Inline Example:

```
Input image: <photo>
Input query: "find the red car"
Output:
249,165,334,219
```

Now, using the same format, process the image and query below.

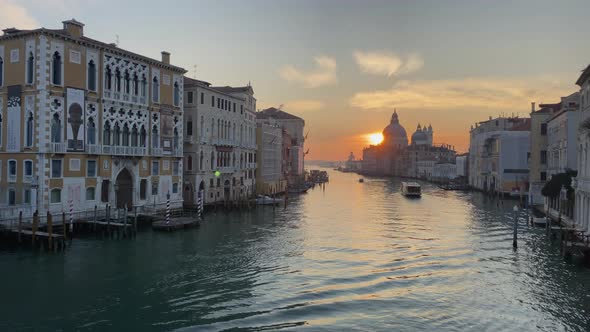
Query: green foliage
541,169,577,199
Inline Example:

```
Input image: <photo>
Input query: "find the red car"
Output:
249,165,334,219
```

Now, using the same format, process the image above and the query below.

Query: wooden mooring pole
47,211,53,251
17,211,22,244
513,205,518,249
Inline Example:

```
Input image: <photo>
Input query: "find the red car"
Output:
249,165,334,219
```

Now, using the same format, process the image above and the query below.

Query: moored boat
401,182,421,197
254,195,282,205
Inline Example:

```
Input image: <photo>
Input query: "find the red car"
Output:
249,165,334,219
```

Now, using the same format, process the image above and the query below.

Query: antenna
115,34,119,46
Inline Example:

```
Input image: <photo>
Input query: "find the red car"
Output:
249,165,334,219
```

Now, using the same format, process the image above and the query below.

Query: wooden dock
152,217,200,232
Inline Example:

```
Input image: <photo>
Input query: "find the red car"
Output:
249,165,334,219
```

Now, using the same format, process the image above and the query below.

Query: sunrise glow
368,133,384,145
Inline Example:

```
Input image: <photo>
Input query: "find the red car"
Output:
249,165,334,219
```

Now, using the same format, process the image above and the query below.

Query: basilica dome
382,110,408,148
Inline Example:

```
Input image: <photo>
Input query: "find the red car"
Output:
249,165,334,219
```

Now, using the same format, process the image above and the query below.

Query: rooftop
257,107,304,121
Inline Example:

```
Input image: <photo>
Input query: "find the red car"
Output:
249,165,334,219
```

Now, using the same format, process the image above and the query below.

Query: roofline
576,65,590,86
184,79,247,101
0,28,186,73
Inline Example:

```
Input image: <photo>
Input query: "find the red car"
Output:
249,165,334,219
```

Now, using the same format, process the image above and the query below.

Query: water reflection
1,169,590,331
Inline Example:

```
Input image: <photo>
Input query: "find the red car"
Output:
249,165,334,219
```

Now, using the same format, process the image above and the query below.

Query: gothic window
103,121,111,145
133,74,139,95
210,151,214,169
25,113,33,147
0,56,3,86
173,82,180,106
26,52,34,84
187,121,193,136
124,70,130,94
115,69,121,92
88,60,96,91
122,124,130,146
87,117,96,145
140,179,147,200
141,75,147,97
52,51,62,85
51,113,61,143
131,125,138,146
152,125,159,148
113,123,121,146
188,155,193,171
152,76,159,103
199,151,203,170
105,65,112,90
140,126,147,147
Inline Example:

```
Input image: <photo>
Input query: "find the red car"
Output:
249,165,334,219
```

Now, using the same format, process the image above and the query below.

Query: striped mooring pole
166,192,170,225
69,200,73,232
197,190,203,219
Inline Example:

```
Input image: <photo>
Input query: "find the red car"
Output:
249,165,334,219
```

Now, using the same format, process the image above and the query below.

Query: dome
411,130,429,145
382,110,408,148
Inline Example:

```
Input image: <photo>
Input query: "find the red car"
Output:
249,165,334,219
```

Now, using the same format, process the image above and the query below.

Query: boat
359,178,364,183
255,195,282,205
401,182,421,197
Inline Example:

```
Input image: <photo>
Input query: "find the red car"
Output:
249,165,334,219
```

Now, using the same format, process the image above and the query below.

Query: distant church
361,110,455,177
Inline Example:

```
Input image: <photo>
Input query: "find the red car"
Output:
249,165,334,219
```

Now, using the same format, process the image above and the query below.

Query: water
2,169,590,331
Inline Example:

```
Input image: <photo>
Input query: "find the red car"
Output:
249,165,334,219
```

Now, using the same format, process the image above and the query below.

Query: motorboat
401,182,421,197
255,195,282,205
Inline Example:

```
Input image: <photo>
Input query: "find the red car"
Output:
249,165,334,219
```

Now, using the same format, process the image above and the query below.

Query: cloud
279,56,337,88
354,51,424,77
285,99,324,112
0,0,38,30
349,77,573,111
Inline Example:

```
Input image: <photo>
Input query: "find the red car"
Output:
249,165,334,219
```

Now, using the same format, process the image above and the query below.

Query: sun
368,133,384,145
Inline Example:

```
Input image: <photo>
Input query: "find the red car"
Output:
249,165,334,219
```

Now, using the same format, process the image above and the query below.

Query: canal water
2,169,590,331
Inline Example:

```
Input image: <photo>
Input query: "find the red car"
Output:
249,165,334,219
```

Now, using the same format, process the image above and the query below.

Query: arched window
210,151,215,169
187,155,193,171
232,153,235,167
131,125,138,146
103,121,111,145
173,81,180,106
87,117,96,145
217,119,220,138
105,65,112,90
141,75,147,97
0,56,3,86
51,113,61,143
152,125,159,148
113,123,121,146
52,51,62,85
133,74,139,95
87,60,96,91
115,69,121,92
124,70,130,94
27,52,34,84
122,124,130,146
200,151,203,170
152,76,159,103
25,113,33,147
140,126,147,147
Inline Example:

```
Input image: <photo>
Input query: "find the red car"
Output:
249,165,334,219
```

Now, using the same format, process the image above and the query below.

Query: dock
152,217,200,232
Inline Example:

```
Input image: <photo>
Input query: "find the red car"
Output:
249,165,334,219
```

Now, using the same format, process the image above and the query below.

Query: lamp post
513,205,519,249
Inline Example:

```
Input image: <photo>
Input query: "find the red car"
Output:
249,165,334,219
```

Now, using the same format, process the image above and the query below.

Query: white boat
401,182,421,197
255,195,282,205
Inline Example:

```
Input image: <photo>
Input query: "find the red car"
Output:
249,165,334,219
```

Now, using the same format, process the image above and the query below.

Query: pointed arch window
25,113,34,147
133,74,139,95
105,65,112,90
51,113,61,143
173,127,179,151
152,76,159,103
26,52,34,85
51,51,62,85
87,60,96,91
87,117,96,145
103,121,111,145
124,70,130,94
187,155,193,171
199,151,204,170
152,125,159,148
113,123,121,146
173,81,180,106
122,124,130,146
131,125,138,147
140,126,147,147
115,69,121,92
211,151,215,170
141,75,147,97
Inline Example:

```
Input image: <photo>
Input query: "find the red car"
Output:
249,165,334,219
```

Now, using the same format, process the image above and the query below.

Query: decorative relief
10,49,19,63
69,50,81,64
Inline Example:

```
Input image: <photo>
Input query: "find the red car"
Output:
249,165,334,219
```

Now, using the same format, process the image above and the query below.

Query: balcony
48,142,67,154
184,135,194,144
173,149,183,157
151,147,163,156
88,144,102,155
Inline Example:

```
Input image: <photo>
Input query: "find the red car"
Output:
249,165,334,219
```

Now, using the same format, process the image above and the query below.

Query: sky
3,0,590,160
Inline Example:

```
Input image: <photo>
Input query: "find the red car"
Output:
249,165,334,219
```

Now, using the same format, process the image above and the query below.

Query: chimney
531,102,536,112
161,51,170,64
62,19,84,38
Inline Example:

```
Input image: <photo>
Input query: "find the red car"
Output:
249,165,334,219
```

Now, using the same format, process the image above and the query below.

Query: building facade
182,78,257,206
0,20,185,219
575,65,590,232
547,93,580,177
256,117,286,195
469,117,531,196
